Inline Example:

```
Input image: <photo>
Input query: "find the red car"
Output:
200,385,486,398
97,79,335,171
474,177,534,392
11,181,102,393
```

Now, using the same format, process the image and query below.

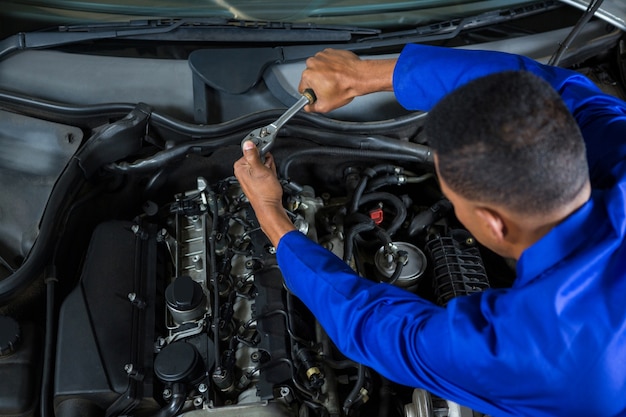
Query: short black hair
424,70,588,215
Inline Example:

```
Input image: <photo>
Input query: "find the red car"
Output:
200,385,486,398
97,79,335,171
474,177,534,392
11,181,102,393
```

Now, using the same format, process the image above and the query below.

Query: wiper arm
0,18,379,59
0,19,187,58
355,0,562,47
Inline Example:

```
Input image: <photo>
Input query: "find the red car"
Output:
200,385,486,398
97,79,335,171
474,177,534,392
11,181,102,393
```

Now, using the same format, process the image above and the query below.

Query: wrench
242,88,316,156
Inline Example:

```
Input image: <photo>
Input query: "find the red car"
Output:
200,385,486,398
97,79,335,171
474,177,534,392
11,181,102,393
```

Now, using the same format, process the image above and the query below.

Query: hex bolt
163,388,172,400
198,383,208,393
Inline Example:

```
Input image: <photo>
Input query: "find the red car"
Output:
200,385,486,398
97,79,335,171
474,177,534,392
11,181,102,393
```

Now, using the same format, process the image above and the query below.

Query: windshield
1,0,544,32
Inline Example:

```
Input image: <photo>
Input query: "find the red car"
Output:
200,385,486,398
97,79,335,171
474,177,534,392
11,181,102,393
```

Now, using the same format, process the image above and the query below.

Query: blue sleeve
277,230,512,414
393,44,626,186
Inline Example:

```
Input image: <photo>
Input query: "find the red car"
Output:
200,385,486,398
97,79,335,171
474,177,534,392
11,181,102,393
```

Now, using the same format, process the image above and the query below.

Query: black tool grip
302,88,317,104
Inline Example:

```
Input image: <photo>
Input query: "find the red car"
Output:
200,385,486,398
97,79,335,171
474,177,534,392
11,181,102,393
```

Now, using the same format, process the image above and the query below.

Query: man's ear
474,206,506,242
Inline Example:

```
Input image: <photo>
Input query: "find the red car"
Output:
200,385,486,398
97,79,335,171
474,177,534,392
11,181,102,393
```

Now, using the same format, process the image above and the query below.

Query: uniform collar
514,192,603,287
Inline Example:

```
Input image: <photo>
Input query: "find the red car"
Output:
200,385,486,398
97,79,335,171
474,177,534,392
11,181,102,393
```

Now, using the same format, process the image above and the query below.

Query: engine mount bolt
198,383,208,393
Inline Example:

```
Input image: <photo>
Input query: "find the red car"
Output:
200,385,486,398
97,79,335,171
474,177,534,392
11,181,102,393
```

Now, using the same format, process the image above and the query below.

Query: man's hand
233,141,296,246
298,48,397,113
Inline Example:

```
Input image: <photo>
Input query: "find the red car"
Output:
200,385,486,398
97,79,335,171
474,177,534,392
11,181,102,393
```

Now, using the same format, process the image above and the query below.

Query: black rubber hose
0,88,428,138
343,364,366,415
152,383,187,417
357,192,407,237
387,255,407,285
343,218,376,264
407,199,453,237
280,147,428,180
349,165,399,214
350,176,371,214
39,267,57,417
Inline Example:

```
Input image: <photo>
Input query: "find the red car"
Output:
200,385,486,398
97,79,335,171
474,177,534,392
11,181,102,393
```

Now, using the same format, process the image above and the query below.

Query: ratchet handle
242,88,317,159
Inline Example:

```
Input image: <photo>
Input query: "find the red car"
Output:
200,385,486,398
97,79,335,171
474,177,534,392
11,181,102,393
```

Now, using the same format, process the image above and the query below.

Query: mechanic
233,44,626,416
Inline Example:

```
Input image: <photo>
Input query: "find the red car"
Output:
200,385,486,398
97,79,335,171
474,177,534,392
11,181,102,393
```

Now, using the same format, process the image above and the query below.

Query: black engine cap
166,275,204,310
0,315,21,357
154,341,202,383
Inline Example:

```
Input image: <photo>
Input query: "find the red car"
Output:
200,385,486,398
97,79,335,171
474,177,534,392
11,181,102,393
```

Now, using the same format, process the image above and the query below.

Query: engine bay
49,135,501,416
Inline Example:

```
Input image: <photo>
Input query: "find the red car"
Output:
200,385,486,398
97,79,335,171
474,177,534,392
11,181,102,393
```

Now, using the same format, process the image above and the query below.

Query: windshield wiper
0,18,379,59
355,0,562,47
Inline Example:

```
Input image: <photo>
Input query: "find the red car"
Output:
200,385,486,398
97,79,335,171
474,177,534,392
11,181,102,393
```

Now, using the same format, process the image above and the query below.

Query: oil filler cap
154,342,203,383
0,315,21,357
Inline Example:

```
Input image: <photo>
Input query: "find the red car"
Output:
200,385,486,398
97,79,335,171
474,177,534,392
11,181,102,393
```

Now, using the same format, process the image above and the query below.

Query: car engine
50,141,493,417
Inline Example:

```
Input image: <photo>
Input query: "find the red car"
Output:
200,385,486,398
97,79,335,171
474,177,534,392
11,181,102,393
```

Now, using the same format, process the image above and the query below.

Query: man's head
424,70,590,258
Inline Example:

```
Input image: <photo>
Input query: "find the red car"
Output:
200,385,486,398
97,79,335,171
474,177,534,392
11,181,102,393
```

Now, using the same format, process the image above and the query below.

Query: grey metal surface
559,0,626,31
0,110,81,266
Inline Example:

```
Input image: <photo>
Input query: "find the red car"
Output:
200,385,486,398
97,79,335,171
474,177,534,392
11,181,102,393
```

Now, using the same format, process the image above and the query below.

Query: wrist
254,204,297,247
355,58,396,96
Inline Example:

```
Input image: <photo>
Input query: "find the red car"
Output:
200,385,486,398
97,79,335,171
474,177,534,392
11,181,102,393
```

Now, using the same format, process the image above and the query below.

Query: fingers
242,139,261,162
242,140,275,169
298,48,359,114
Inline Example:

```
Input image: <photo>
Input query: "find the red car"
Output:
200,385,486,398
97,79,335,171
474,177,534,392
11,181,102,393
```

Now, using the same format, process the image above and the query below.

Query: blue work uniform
276,44,626,416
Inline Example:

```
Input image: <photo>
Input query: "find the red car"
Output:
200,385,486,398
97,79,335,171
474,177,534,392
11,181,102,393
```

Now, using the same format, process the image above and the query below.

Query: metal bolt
163,388,172,400
198,383,208,393
193,397,203,407
127,293,137,302
465,237,475,246
154,337,166,352
268,246,276,255
124,363,134,374
131,224,140,234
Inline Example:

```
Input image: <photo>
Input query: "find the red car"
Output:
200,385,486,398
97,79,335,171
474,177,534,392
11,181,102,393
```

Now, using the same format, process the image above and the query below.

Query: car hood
559,0,626,31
